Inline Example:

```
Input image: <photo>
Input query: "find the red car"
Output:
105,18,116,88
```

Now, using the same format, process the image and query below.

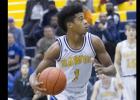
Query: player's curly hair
57,3,83,33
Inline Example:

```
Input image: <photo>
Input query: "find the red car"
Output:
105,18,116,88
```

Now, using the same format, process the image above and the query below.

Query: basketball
38,67,67,95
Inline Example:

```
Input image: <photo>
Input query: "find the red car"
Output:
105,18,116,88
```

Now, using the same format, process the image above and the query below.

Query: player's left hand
94,63,108,75
91,58,107,75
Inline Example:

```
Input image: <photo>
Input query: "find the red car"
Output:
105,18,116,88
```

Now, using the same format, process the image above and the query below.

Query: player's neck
66,32,84,45
127,38,136,44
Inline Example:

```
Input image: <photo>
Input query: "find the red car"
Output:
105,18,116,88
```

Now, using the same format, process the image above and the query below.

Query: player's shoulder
93,80,101,90
94,80,101,86
56,35,65,40
88,32,100,38
89,33,104,49
44,41,61,59
87,32,102,43
116,40,126,48
49,41,60,50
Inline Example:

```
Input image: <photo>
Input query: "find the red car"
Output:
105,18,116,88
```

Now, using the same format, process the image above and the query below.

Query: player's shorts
121,75,136,100
48,89,87,100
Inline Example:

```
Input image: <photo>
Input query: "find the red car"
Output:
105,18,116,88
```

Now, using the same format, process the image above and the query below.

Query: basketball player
91,74,123,100
30,3,116,100
114,22,136,100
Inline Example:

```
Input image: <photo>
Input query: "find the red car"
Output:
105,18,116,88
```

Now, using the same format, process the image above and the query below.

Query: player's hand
32,91,45,100
94,63,108,75
29,73,47,92
91,58,108,75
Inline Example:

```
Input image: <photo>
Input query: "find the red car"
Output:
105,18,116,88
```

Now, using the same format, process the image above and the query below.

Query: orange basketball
38,67,67,95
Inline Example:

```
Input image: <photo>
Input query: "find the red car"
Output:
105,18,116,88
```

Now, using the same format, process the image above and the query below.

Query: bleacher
8,0,136,57
8,0,26,28
8,0,136,27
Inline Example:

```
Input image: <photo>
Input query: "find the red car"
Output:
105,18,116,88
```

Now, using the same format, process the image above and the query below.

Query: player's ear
67,22,73,29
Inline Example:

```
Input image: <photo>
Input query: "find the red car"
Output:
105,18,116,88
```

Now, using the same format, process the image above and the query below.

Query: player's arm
91,35,116,76
114,43,124,92
29,41,60,92
91,81,100,100
114,43,122,79
114,78,123,99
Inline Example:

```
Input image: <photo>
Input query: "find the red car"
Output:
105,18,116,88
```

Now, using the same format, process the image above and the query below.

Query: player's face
83,19,89,31
72,12,87,35
125,27,136,40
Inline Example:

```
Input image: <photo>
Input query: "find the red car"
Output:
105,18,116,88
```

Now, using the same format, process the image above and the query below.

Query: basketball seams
45,68,53,93
39,67,66,95
52,68,61,95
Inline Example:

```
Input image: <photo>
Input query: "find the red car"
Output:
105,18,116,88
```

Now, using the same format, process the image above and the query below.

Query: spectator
89,13,112,43
97,0,133,11
89,12,119,61
106,2,120,31
8,73,14,97
50,15,58,30
22,0,49,36
97,0,108,11
98,0,117,7
50,15,65,37
105,2,121,61
67,0,94,12
116,0,133,5
41,1,58,28
83,6,93,25
67,0,93,25
25,1,58,46
13,64,34,100
14,56,35,80
8,17,25,50
8,33,24,76
32,26,56,68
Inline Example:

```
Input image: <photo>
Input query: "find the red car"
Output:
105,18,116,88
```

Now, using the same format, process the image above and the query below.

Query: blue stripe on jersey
64,35,86,53
50,96,58,100
88,33,96,56
56,38,62,61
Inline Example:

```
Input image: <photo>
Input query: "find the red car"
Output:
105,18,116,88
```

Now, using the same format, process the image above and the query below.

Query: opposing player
114,22,136,100
30,3,116,100
91,74,123,100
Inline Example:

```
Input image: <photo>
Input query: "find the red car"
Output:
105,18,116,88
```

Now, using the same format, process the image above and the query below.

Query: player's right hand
29,73,47,92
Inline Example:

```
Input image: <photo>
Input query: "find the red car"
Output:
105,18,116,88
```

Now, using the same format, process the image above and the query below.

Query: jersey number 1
72,69,80,82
